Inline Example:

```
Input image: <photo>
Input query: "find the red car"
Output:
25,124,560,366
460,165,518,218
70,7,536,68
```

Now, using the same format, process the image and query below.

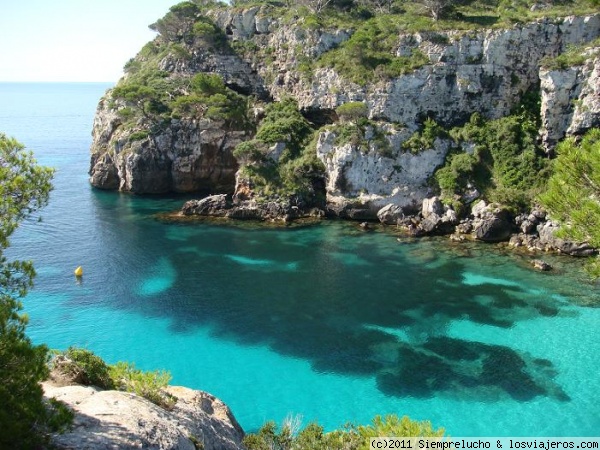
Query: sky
0,0,184,82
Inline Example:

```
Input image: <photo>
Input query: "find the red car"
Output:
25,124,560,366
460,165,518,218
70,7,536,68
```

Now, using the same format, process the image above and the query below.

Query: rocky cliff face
44,382,245,450
90,98,246,194
540,49,600,150
89,6,600,214
237,14,600,127
315,128,450,214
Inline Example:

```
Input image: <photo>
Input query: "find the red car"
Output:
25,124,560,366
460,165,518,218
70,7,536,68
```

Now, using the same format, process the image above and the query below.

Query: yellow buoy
74,266,83,277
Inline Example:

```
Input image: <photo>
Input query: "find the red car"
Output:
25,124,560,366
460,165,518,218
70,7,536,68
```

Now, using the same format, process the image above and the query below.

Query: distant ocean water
1,82,599,436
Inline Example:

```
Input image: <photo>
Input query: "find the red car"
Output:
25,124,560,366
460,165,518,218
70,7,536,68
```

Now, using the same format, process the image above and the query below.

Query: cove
2,83,600,437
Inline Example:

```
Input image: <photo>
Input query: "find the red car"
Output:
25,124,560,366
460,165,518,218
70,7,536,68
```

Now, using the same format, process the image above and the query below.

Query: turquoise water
1,83,600,436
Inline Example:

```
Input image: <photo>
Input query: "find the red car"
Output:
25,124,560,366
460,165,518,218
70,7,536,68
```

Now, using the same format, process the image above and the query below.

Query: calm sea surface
1,82,599,436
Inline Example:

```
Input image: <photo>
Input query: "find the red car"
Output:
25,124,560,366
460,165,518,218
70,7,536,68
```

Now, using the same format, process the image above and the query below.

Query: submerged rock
532,259,553,271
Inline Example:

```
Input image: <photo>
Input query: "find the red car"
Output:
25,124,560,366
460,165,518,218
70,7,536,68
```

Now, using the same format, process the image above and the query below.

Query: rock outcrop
315,128,448,217
90,102,246,194
44,382,245,450
540,49,600,151
509,220,598,256
180,193,324,222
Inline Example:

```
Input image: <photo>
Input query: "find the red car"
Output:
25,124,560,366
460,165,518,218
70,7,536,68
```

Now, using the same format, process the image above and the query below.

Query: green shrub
109,362,175,409
117,106,136,121
52,347,176,409
336,102,369,123
541,38,600,71
54,347,115,389
193,18,227,48
191,73,226,95
233,140,267,165
170,43,191,59
433,95,548,211
172,93,207,116
435,151,478,195
243,414,444,450
334,123,366,148
129,131,150,142
123,58,142,74
149,1,201,41
255,98,314,161
317,16,431,85
45,398,75,434
233,98,325,201
403,118,447,153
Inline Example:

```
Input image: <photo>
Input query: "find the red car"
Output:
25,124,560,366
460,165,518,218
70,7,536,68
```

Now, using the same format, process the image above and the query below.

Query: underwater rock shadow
376,336,570,402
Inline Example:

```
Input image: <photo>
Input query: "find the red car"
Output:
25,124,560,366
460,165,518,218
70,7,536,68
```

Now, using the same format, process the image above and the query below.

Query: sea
1,82,599,436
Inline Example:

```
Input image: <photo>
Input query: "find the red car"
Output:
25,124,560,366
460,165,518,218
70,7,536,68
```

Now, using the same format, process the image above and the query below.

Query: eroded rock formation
44,382,245,450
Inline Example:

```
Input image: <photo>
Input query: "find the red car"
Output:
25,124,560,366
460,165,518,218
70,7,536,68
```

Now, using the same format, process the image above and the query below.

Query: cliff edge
44,380,245,450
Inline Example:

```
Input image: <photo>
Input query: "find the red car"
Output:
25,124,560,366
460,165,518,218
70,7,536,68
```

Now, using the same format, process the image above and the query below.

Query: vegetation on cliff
541,37,600,70
434,93,549,212
234,98,326,202
52,347,176,409
244,414,444,450
228,0,598,85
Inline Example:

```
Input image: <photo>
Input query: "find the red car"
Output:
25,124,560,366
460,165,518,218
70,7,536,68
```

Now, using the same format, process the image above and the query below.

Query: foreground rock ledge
43,382,245,450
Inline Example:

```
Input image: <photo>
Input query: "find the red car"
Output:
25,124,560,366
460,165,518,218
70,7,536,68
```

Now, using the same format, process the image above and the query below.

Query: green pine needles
539,129,600,276
0,133,59,449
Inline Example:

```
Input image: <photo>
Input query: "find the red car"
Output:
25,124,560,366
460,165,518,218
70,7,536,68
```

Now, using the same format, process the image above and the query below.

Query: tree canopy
539,129,600,276
0,133,55,449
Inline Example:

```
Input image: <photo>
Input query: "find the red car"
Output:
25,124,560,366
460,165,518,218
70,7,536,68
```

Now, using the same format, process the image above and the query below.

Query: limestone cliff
90,98,246,194
44,381,245,450
540,47,600,150
89,4,600,216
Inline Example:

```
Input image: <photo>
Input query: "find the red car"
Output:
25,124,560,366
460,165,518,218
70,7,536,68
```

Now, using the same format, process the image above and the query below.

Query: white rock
44,383,245,450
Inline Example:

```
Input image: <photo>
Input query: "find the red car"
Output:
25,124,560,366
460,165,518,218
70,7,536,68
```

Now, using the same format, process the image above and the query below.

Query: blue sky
0,0,181,82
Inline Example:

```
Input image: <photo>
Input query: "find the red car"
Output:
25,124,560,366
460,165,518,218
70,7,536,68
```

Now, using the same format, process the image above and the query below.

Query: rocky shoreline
177,194,597,266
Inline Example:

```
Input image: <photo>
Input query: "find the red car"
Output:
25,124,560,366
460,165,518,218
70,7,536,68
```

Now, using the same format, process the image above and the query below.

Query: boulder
44,383,245,450
470,200,513,242
226,205,263,220
421,197,444,219
537,221,597,256
417,205,459,235
182,194,231,216
377,204,404,224
471,200,490,218
89,153,119,190
473,217,513,242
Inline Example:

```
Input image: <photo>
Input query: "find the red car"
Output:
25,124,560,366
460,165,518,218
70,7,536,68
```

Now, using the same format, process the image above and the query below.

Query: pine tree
0,133,54,449
539,129,600,275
